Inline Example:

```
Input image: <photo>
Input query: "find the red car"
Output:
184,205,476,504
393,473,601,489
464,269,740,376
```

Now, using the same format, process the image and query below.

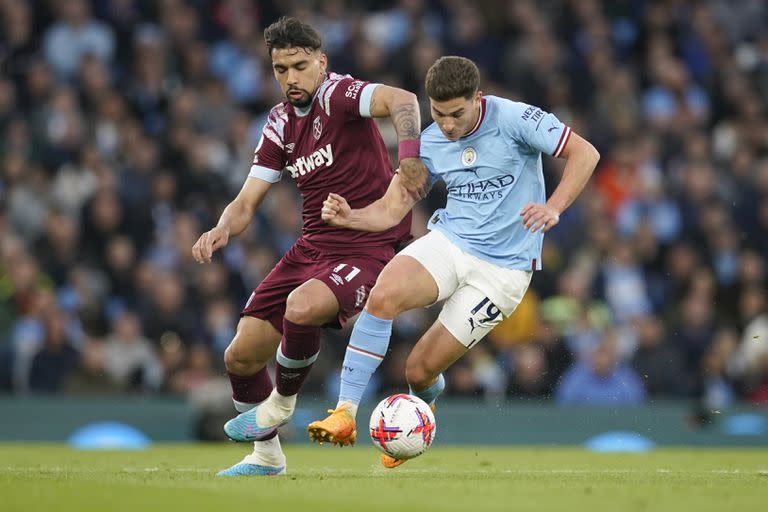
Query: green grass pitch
1,443,766,512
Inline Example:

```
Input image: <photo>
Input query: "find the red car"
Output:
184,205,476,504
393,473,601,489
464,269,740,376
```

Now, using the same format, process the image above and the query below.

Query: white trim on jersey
359,83,380,118
248,164,283,183
304,72,353,118
322,80,341,116
263,108,288,149
263,126,284,149
552,125,572,158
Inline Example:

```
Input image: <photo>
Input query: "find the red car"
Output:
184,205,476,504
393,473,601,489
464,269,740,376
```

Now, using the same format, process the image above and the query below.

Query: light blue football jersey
420,95,571,270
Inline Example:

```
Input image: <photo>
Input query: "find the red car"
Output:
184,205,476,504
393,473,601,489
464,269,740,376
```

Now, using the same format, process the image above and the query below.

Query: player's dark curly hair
264,16,322,55
425,56,480,101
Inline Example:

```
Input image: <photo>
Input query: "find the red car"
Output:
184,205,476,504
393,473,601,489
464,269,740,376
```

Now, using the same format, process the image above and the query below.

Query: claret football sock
338,310,392,418
228,368,273,412
275,319,321,396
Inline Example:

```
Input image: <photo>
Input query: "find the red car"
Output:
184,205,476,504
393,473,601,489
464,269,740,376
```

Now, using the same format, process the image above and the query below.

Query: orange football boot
380,454,407,468
307,404,357,447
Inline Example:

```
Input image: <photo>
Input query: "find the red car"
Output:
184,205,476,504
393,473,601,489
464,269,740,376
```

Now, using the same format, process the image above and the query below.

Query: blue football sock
410,373,445,406
338,311,392,406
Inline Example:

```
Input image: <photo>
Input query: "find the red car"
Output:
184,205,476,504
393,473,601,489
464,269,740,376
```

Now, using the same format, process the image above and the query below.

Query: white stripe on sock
275,346,319,368
233,399,263,413
348,345,384,361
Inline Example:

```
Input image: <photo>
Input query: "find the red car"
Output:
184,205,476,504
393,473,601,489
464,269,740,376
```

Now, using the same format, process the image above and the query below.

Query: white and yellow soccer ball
369,394,436,460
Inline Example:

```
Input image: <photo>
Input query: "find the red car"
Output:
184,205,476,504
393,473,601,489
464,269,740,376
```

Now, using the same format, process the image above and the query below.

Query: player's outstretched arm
192,177,272,263
521,132,600,233
322,172,425,232
368,85,430,199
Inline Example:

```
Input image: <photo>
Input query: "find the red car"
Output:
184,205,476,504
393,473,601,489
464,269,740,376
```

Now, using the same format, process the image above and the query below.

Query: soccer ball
369,394,436,460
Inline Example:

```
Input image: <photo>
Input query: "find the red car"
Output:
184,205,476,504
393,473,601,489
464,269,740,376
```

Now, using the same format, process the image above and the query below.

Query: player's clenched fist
192,225,230,263
321,193,351,227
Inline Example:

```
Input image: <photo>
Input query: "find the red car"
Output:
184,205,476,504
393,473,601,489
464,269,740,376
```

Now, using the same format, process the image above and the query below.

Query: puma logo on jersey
286,143,334,178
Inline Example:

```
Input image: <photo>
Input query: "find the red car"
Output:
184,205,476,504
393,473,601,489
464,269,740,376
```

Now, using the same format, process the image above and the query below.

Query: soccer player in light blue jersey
307,56,600,467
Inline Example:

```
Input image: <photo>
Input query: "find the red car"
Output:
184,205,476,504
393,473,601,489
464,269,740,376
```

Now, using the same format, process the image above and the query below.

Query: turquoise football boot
223,407,292,442
216,462,286,477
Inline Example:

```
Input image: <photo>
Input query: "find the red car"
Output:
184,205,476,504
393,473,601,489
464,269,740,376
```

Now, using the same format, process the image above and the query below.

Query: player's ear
318,52,328,72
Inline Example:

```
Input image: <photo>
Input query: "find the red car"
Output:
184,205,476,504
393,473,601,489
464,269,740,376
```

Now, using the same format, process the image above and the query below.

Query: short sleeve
503,101,572,158
324,77,379,120
249,107,287,183
419,152,441,187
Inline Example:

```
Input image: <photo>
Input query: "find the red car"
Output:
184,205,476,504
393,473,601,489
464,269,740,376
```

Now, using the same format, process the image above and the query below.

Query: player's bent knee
223,345,246,373
223,346,244,373
223,342,263,375
284,292,325,325
283,302,312,325
365,284,403,318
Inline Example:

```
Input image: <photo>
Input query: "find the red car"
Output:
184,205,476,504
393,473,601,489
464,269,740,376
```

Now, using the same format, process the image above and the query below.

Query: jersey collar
293,103,311,117
461,97,487,139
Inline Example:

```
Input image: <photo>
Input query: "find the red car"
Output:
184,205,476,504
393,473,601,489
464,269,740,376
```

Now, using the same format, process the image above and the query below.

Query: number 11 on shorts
334,263,361,282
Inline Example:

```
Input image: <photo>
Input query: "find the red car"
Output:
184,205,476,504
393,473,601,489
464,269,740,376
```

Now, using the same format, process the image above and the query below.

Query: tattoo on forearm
393,103,420,140
399,162,428,194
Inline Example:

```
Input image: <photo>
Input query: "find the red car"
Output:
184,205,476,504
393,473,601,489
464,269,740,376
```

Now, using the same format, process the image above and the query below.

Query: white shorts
398,230,533,348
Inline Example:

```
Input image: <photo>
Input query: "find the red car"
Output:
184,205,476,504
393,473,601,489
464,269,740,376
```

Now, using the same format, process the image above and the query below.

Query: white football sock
242,436,285,467
335,399,358,419
255,389,296,427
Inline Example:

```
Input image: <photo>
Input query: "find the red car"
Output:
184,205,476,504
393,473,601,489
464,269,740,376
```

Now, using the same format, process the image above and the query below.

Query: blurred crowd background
1,0,767,415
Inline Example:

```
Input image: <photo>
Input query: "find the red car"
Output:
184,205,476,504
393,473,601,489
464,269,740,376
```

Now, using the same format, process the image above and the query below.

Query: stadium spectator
103,310,163,392
556,329,646,406
694,327,738,411
65,338,123,394
728,286,768,385
43,0,115,81
507,343,552,399
630,314,689,398
26,309,81,393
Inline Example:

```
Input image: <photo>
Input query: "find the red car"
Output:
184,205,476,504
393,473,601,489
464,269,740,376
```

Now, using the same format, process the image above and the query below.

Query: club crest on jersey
313,116,323,140
461,147,477,167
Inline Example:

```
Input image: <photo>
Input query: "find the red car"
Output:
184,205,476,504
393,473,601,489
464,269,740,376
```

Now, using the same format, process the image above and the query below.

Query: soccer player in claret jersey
191,17,428,477
308,56,601,467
